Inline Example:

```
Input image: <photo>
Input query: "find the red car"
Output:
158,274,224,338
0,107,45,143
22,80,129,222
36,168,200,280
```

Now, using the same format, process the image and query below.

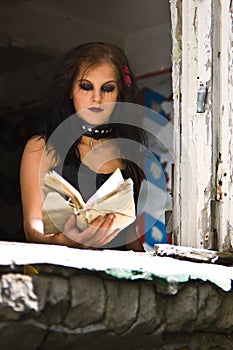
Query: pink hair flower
124,65,132,87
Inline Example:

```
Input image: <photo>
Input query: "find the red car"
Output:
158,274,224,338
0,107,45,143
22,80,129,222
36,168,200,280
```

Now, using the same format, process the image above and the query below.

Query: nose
92,88,102,103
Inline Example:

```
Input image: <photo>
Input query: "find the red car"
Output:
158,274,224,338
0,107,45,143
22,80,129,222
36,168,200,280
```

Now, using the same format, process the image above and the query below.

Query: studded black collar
81,123,115,140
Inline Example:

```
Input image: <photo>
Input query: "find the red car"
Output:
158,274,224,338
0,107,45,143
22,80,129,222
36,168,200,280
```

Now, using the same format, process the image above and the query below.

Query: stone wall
1,267,233,350
0,242,233,350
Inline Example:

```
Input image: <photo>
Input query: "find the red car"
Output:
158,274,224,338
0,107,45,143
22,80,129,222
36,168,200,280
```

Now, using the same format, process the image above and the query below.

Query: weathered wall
0,242,233,350
0,1,123,57
170,0,233,251
1,265,233,350
125,22,172,76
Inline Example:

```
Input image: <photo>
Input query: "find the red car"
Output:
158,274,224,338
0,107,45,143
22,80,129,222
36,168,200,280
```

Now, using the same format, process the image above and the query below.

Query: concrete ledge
0,241,233,349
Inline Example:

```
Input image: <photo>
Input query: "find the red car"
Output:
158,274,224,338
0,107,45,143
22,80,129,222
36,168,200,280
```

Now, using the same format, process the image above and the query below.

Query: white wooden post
170,0,233,251
170,0,182,246
171,0,214,248
213,0,233,251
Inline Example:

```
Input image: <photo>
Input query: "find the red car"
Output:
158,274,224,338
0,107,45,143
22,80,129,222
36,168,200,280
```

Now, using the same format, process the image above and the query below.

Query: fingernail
108,214,115,220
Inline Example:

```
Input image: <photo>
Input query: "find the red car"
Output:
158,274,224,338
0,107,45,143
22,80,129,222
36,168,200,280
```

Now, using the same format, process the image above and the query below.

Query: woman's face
71,62,119,126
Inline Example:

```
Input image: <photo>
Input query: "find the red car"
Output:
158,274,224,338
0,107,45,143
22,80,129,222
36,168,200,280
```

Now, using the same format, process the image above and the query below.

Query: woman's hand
63,213,120,248
23,219,86,248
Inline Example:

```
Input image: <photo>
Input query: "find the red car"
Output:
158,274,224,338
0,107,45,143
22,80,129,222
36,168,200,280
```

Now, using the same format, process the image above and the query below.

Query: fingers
63,214,104,244
85,214,120,247
99,228,121,246
75,214,113,245
98,213,115,229
63,213,121,248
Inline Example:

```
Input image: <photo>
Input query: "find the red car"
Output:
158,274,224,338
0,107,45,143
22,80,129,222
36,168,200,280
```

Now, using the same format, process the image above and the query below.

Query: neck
80,135,107,145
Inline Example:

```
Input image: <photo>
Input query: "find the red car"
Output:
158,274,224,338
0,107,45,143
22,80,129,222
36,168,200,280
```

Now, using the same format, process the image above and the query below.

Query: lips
88,107,104,113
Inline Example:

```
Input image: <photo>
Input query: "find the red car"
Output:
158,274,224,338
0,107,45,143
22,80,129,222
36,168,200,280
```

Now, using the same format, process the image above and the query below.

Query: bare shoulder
21,135,56,174
23,135,45,154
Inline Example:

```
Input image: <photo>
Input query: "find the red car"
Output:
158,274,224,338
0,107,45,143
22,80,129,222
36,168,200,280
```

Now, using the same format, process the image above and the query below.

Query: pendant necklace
90,138,102,150
81,123,116,151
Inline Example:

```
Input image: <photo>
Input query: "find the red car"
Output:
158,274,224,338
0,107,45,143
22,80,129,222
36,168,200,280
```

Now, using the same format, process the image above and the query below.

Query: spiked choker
81,123,115,140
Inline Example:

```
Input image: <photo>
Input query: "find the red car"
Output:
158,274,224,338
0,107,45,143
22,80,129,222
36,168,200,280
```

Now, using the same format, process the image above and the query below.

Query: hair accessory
124,65,132,87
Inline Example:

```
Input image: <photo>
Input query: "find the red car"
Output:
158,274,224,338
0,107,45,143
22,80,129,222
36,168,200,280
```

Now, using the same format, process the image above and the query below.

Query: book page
82,179,136,232
42,191,73,234
87,168,124,205
43,170,85,208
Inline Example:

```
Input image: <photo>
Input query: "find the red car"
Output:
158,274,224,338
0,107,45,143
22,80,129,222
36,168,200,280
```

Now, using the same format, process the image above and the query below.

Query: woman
20,42,147,251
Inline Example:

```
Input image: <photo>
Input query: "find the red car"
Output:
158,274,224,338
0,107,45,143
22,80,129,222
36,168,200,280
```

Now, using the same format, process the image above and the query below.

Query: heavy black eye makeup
101,83,115,93
79,81,93,91
77,80,116,93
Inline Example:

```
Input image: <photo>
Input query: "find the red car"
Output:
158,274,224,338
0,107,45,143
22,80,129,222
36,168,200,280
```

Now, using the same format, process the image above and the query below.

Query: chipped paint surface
213,0,233,251
171,0,233,251
0,242,233,292
170,0,182,245
171,0,213,248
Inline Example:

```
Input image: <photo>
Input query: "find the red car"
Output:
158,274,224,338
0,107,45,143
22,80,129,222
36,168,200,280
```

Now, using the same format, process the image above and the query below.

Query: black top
54,146,138,202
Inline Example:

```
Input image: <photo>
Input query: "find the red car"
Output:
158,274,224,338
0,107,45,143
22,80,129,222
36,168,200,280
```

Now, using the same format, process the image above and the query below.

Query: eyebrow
76,79,117,84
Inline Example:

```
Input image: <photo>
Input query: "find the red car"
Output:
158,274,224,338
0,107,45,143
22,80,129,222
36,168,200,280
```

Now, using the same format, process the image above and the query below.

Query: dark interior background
0,0,172,246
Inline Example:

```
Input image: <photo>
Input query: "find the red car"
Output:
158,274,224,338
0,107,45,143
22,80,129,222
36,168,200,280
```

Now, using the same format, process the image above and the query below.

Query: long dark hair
41,42,147,198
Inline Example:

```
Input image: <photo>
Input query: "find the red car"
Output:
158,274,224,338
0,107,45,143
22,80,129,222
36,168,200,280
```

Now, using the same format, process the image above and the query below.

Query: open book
42,168,136,235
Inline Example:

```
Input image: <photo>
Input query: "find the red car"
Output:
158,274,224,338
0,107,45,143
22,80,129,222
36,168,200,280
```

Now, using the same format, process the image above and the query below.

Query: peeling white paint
171,0,233,251
0,241,233,292
213,0,233,251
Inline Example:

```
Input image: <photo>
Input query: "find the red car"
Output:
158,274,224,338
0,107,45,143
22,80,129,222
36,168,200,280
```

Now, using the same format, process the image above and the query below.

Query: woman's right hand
63,213,120,248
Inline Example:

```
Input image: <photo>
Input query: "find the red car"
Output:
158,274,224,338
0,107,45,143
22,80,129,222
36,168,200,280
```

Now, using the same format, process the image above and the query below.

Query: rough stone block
0,274,38,312
65,274,105,329
196,282,222,329
165,282,198,332
213,290,233,332
33,275,69,325
33,275,69,308
135,282,163,334
104,279,139,334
